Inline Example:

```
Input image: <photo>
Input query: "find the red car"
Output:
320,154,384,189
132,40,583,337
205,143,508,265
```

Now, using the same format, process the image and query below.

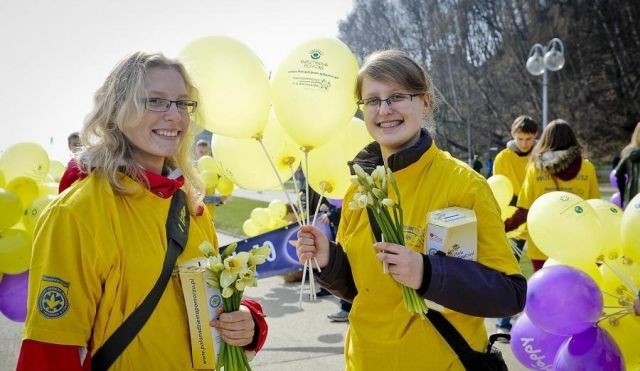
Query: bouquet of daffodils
350,164,428,316
199,241,271,371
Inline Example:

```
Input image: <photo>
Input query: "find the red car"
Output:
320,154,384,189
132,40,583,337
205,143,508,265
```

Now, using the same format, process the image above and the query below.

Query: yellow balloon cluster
486,175,513,211
527,191,603,265
180,37,271,138
0,143,50,183
620,193,640,262
242,200,291,237
212,111,302,191
597,256,640,370
586,199,624,259
303,117,373,199
195,155,234,202
0,142,61,274
271,37,359,150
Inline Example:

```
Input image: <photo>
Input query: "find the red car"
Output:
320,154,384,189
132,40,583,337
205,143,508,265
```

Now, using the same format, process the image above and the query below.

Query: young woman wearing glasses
17,52,267,370
295,50,525,370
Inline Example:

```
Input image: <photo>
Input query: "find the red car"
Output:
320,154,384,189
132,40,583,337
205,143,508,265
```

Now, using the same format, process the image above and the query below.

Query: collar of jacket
506,139,535,157
348,128,433,174
532,145,582,178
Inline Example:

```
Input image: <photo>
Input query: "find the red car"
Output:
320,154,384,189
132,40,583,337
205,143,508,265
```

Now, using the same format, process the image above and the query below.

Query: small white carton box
426,207,477,261
179,260,223,369
424,207,477,312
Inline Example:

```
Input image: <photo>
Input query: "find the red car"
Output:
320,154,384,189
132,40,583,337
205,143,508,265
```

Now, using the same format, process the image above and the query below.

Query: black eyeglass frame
143,98,198,114
357,93,424,109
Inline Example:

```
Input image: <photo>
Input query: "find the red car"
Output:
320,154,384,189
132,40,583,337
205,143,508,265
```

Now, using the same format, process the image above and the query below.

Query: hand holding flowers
199,241,271,371
350,163,428,316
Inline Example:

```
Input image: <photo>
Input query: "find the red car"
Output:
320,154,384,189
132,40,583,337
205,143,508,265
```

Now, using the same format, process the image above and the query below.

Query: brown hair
532,119,581,156
511,115,538,136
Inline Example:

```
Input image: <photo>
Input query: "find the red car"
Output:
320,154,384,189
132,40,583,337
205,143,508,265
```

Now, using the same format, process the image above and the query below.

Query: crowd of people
15,47,639,371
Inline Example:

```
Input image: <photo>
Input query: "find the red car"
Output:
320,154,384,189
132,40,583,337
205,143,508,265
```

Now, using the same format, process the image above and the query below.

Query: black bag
91,189,189,371
427,310,509,371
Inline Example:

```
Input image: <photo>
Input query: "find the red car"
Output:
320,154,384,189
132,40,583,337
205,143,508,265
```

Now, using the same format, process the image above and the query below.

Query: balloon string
601,259,638,293
598,309,631,325
256,138,303,226
297,260,309,308
311,191,326,228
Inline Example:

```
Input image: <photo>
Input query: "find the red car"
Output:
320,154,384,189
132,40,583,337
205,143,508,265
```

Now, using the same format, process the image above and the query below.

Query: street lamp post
526,38,565,129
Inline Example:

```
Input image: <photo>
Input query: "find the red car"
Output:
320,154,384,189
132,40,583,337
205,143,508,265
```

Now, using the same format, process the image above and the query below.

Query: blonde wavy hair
78,52,203,211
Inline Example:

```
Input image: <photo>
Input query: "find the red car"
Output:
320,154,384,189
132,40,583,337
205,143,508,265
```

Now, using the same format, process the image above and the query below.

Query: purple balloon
609,170,617,189
554,326,623,371
0,271,29,322
526,265,602,336
609,192,622,208
510,313,569,370
327,198,343,208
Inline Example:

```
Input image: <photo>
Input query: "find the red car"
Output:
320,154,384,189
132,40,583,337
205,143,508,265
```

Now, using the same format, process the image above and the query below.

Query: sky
0,0,354,162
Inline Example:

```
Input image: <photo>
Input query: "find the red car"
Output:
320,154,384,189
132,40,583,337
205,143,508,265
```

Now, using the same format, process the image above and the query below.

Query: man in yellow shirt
492,115,538,335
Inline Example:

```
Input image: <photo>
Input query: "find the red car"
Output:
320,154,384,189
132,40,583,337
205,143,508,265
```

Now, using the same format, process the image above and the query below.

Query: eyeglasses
144,98,198,114
357,93,424,112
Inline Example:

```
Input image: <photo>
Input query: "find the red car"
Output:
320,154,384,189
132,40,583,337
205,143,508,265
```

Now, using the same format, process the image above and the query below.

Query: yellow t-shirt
493,148,531,240
24,172,217,370
517,160,600,260
338,144,521,371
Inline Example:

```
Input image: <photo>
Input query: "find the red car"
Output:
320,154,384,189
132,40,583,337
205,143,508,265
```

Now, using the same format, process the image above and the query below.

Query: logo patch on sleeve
38,275,70,318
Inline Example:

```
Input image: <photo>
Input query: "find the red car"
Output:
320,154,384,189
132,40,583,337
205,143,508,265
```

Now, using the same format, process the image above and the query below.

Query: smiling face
122,67,190,174
360,76,429,159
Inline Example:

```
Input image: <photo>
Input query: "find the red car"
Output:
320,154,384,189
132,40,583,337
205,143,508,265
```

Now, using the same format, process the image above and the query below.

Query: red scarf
58,160,184,198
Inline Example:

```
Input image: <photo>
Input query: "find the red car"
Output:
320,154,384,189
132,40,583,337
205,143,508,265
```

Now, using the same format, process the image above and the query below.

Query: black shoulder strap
91,189,189,371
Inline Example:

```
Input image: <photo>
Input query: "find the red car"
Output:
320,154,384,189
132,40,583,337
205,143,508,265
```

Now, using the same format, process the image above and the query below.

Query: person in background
505,119,600,270
492,115,539,336
17,52,267,370
472,154,483,175
614,121,640,208
294,49,525,370
67,131,82,154
194,138,212,159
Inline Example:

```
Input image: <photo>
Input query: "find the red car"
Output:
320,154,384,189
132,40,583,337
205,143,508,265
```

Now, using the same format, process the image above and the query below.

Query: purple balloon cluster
510,265,624,370
0,271,29,322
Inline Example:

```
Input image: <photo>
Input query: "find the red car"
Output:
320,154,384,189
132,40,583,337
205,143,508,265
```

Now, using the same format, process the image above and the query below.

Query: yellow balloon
0,188,23,229
6,176,39,209
486,175,513,211
213,111,302,190
48,160,66,182
268,199,287,220
0,170,5,187
0,228,31,274
39,182,59,196
271,37,359,149
251,208,271,228
528,191,603,265
586,199,624,259
600,315,640,371
217,176,234,196
543,258,603,286
199,170,219,190
0,142,50,183
181,36,270,138
304,117,373,199
621,193,640,262
273,219,289,229
242,219,261,237
23,195,56,233
197,156,219,175
598,256,640,307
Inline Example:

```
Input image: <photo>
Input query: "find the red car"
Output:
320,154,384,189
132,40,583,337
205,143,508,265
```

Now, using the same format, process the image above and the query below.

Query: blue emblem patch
209,293,222,309
38,275,70,318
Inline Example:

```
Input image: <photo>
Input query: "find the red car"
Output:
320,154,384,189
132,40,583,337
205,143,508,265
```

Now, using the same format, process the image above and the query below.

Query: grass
213,197,268,236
